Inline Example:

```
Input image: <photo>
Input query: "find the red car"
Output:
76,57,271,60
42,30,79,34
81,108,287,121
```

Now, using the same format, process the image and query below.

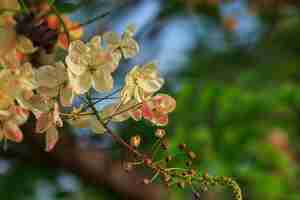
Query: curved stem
85,94,143,158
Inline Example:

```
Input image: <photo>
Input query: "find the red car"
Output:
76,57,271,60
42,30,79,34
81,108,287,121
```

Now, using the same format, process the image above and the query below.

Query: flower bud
177,181,185,189
155,128,166,138
178,143,187,150
185,160,193,166
161,139,169,150
187,151,197,160
130,135,141,148
165,155,172,162
143,178,150,185
123,162,133,172
143,158,152,166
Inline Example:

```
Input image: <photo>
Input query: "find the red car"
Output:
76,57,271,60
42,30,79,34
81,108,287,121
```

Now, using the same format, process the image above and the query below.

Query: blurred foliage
157,0,300,199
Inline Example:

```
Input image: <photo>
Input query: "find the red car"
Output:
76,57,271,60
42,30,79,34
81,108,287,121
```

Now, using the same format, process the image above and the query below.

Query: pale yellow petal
9,105,29,125
45,126,59,152
16,36,37,54
35,112,52,133
88,36,102,50
37,87,59,98
0,0,20,10
103,31,120,50
120,85,134,104
4,121,23,143
92,69,113,92
137,77,164,93
60,84,74,107
121,37,139,59
111,50,122,72
68,70,92,94
0,89,14,110
36,65,61,88
66,40,88,75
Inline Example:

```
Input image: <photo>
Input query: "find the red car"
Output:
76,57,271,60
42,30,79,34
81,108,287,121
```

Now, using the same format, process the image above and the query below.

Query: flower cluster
0,2,243,200
0,1,176,151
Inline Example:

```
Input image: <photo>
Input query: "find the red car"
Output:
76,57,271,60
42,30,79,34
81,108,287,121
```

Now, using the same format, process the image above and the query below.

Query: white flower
121,62,164,103
35,62,74,106
66,36,118,94
0,105,29,143
0,63,37,108
35,103,62,152
103,24,139,59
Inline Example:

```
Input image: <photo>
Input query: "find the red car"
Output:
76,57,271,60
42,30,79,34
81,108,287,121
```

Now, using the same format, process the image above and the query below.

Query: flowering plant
0,1,242,199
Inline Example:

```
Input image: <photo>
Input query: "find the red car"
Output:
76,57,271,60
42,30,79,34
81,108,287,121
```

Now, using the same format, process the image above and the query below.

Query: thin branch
85,94,143,158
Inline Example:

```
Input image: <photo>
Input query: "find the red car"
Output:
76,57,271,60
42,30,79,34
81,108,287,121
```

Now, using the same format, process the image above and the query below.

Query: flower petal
66,40,88,75
9,105,28,125
36,112,52,133
45,126,58,152
88,36,102,50
35,65,61,88
153,94,176,113
121,37,139,59
103,31,120,50
4,121,23,143
16,36,37,54
68,70,92,94
60,84,74,107
92,69,113,92
152,112,169,126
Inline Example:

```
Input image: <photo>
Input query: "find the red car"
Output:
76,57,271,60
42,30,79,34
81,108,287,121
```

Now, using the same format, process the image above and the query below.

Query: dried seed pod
161,139,169,150
155,128,166,138
143,178,150,185
188,169,196,176
193,191,201,199
177,181,185,189
143,158,152,166
163,174,171,182
123,162,133,172
178,143,187,150
185,160,193,166
187,151,197,160
130,135,141,148
165,155,172,162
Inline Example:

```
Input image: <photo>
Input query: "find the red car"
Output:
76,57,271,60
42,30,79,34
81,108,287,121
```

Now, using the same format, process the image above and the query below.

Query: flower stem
85,94,143,158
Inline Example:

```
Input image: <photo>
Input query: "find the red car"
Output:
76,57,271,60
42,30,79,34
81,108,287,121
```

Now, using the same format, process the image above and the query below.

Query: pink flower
0,105,29,143
35,103,62,152
129,94,176,126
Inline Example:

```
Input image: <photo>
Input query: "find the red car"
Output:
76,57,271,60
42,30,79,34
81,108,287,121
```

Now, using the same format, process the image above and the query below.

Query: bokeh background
1,0,300,199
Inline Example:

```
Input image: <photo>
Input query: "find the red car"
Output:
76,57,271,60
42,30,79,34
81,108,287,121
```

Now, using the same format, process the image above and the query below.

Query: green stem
69,11,110,31
193,175,242,200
